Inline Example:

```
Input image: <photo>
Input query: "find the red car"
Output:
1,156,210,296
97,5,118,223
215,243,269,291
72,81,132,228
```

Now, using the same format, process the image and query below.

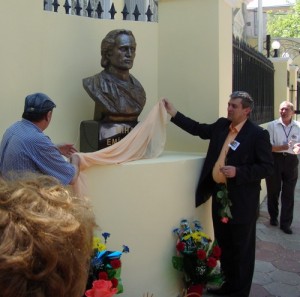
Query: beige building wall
289,65,299,108
159,0,233,152
269,57,292,117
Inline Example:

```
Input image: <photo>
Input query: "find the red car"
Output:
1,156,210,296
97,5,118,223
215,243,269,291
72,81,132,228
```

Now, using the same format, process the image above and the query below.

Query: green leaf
107,268,116,279
216,190,224,199
172,256,184,271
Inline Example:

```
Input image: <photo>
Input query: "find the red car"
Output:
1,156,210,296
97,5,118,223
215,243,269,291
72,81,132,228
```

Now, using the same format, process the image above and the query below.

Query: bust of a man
83,29,146,122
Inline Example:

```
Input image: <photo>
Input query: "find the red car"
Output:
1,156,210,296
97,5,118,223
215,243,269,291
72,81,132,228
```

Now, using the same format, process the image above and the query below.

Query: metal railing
233,37,275,124
43,0,158,22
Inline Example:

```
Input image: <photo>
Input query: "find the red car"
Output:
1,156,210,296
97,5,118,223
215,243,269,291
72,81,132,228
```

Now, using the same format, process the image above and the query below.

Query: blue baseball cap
24,93,56,114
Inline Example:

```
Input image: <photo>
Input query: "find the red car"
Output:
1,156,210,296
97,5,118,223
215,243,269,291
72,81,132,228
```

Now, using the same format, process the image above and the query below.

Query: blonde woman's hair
0,175,96,297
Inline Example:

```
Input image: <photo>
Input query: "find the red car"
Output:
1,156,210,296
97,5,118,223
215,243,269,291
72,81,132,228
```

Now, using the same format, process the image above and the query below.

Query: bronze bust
83,29,146,122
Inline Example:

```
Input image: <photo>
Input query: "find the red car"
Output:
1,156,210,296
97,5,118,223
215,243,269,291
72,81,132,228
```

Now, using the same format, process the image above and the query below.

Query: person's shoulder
244,119,265,132
292,119,300,127
19,123,52,145
217,117,229,122
4,120,19,132
4,122,47,150
207,118,230,131
216,117,230,126
5,120,35,135
9,119,24,128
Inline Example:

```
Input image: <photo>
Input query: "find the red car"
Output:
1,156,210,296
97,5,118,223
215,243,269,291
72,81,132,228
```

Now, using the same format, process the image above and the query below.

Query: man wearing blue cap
0,93,79,185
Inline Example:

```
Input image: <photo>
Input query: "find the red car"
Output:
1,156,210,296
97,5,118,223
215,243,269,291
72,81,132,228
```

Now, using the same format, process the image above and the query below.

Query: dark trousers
212,201,256,297
266,153,298,228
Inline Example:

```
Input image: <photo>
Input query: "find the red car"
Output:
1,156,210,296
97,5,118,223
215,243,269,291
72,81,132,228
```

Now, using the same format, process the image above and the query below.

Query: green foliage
267,0,300,37
172,256,184,271
216,184,233,220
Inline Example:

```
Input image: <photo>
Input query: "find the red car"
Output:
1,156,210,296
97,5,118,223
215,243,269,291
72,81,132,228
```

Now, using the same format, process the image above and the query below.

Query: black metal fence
233,37,275,124
44,0,158,22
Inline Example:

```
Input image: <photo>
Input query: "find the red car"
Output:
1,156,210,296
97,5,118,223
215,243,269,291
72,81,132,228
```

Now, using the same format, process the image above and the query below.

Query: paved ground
203,167,300,297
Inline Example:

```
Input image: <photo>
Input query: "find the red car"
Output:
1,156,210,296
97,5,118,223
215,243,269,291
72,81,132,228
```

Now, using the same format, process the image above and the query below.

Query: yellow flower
183,231,210,242
93,237,106,251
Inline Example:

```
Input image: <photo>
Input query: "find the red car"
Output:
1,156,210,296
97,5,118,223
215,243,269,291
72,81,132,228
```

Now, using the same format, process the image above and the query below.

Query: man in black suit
163,91,273,297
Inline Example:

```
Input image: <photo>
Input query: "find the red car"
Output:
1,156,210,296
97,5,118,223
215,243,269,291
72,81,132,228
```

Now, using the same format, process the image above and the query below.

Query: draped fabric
73,100,168,196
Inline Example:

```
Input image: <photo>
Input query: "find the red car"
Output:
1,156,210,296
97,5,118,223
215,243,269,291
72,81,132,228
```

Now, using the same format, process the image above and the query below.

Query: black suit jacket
172,112,274,224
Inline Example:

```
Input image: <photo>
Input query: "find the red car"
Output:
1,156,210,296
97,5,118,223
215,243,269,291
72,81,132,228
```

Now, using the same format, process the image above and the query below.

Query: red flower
212,246,222,259
98,271,109,280
111,277,119,288
176,241,186,252
207,257,217,268
110,259,121,269
85,279,117,297
196,249,207,260
221,217,229,224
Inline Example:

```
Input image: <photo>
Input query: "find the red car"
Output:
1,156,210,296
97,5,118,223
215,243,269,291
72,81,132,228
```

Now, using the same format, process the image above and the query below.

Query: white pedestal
83,151,213,297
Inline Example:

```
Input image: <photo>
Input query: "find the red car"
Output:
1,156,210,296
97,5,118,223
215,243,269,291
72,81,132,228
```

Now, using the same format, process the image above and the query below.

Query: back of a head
22,93,56,122
0,175,96,297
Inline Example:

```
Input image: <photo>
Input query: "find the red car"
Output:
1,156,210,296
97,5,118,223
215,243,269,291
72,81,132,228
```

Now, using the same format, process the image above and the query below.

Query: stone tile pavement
250,179,300,297
203,168,300,297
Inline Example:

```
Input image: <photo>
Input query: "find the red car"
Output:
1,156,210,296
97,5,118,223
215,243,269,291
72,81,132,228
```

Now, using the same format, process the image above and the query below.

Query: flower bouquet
85,232,129,297
172,220,223,296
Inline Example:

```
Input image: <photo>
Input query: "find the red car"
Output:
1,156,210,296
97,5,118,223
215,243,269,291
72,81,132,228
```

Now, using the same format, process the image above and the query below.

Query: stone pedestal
80,120,137,152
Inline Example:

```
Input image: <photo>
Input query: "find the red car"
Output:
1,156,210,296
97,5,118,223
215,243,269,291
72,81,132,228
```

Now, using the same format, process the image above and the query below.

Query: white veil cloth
73,100,168,196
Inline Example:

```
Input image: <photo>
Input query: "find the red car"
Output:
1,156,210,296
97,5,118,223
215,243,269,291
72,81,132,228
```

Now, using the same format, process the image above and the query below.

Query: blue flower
193,220,203,231
102,232,111,243
173,227,180,235
122,245,130,253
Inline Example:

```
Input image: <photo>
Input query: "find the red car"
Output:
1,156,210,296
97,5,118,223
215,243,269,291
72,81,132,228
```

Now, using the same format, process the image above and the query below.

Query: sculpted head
82,29,146,125
100,29,136,70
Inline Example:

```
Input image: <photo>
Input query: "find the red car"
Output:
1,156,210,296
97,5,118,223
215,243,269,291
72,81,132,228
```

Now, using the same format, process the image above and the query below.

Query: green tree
267,0,300,37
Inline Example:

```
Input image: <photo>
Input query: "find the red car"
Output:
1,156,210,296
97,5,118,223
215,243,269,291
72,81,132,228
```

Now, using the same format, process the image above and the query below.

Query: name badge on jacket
229,140,240,151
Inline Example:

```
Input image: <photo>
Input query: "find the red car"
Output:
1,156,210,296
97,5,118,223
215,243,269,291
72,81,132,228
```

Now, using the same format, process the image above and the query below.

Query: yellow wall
269,57,291,117
159,0,233,152
289,65,299,108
